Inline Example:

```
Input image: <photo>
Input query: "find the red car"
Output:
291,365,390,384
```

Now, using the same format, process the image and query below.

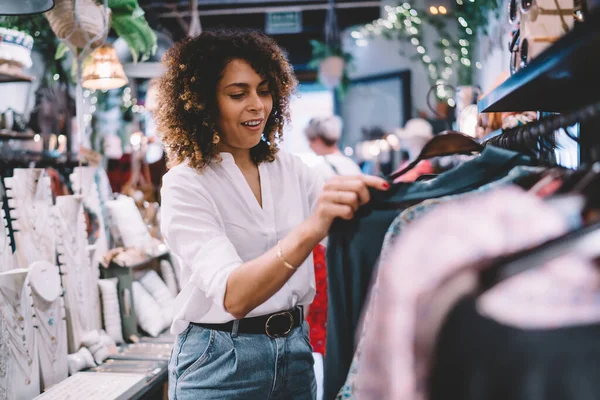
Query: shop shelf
0,130,35,140
478,17,600,114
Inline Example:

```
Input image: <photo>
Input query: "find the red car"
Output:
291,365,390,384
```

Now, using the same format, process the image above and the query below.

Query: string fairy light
351,2,485,99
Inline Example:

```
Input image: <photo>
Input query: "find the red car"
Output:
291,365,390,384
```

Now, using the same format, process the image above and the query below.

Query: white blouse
161,151,323,334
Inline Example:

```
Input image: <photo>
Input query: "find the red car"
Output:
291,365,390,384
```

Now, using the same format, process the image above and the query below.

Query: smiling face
215,58,274,154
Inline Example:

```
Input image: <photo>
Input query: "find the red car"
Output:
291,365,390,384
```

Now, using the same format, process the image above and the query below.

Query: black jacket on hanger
324,146,536,399
430,295,600,400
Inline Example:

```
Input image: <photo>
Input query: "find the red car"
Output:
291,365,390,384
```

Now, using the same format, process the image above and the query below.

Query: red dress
307,244,328,355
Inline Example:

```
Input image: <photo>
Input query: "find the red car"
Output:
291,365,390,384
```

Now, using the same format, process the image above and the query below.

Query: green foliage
0,14,57,61
108,0,157,63
55,42,69,60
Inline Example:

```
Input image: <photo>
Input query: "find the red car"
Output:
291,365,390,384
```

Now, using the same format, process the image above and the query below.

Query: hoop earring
212,131,220,145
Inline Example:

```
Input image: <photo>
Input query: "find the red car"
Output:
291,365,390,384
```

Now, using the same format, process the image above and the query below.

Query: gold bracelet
277,240,298,270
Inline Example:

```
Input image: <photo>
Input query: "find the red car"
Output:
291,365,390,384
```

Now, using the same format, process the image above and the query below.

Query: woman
156,30,388,400
304,115,362,180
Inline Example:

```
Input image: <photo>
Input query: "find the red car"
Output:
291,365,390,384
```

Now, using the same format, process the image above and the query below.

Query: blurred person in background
394,118,435,183
305,115,362,180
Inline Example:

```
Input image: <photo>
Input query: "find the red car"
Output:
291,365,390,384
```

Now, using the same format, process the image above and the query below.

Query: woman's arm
224,175,389,319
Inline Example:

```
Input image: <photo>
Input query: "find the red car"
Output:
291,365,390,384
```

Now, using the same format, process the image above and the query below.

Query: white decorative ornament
70,166,108,332
105,196,161,255
55,195,95,353
97,278,125,344
28,261,61,303
81,330,110,365
67,347,96,375
28,262,69,390
139,271,175,324
0,28,33,69
0,269,41,400
5,169,55,268
0,201,14,274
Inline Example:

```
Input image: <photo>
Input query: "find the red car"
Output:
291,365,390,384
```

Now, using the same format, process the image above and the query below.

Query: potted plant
49,0,156,63
309,39,353,98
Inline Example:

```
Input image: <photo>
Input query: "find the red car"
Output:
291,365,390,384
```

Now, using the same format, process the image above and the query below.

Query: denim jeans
169,320,316,400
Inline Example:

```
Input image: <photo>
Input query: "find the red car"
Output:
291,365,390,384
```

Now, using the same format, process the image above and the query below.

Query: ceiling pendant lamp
82,44,128,90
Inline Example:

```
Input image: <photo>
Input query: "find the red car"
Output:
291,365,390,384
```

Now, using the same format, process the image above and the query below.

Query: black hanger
388,131,483,181
483,125,562,159
480,101,600,159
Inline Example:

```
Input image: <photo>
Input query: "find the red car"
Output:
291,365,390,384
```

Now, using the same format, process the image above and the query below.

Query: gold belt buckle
265,311,294,338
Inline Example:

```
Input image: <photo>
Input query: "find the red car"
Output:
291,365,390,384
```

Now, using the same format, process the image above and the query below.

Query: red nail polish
383,182,390,189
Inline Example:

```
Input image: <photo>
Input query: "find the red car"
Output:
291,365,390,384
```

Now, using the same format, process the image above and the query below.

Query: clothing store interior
0,0,599,399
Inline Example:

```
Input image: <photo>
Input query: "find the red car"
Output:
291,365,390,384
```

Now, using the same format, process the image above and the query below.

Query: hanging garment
307,244,328,355
337,165,544,399
430,295,600,400
324,146,534,399
381,166,545,257
354,187,600,399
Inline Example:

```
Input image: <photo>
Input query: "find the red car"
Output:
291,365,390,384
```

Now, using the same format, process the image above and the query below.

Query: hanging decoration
309,0,353,97
352,1,499,102
0,14,70,86
82,44,128,90
107,0,157,63
1,0,156,73
0,27,35,82
45,0,109,50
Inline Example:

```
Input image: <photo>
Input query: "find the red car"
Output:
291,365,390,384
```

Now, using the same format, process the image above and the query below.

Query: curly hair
154,29,298,171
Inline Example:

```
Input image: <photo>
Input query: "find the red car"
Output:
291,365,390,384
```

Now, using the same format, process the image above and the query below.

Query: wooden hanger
388,130,484,181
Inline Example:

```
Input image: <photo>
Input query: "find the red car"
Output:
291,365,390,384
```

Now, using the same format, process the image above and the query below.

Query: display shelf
0,130,35,141
478,17,600,114
34,372,147,400
109,342,173,361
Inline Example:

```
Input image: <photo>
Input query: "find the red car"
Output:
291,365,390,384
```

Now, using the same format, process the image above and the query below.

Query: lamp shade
82,44,128,90
0,0,55,15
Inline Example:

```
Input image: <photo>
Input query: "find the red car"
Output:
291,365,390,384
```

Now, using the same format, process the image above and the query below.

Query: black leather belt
192,306,304,338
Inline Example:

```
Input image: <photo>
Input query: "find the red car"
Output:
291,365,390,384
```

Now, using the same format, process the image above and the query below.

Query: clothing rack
478,13,600,166
478,100,600,162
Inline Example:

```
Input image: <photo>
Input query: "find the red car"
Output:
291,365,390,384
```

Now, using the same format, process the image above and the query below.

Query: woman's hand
224,174,388,319
307,175,390,240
